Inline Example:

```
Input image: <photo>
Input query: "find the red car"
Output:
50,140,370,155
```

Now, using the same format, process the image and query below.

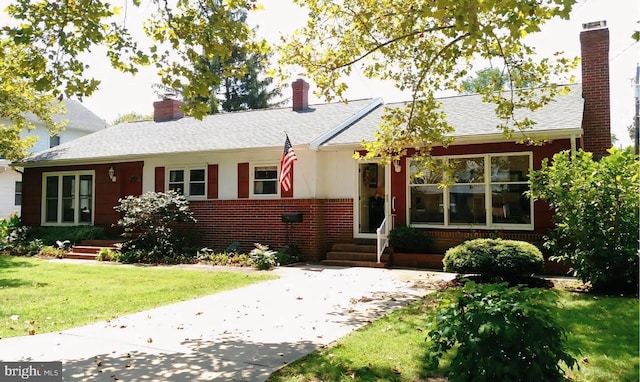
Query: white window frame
250,163,279,198
166,166,207,200
407,152,534,230
41,171,95,226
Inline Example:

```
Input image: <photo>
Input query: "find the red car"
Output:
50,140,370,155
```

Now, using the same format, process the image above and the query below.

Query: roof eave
317,127,583,151
309,98,384,151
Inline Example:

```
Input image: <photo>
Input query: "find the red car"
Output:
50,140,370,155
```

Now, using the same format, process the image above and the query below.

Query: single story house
16,23,611,265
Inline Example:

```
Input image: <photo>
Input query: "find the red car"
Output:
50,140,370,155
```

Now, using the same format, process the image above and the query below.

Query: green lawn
0,255,276,338
268,285,639,382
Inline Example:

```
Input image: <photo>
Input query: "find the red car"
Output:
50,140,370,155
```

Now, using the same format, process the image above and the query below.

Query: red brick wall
580,27,611,157
153,99,184,122
189,198,353,261
392,139,571,231
21,162,143,233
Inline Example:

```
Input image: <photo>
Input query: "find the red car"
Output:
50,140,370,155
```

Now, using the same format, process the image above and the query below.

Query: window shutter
155,167,165,192
237,163,249,198
207,164,219,199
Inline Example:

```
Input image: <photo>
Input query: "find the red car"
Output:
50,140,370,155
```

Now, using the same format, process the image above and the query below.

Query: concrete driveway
0,264,454,381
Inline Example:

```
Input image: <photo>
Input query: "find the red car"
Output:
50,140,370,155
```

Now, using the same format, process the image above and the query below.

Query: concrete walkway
0,264,455,381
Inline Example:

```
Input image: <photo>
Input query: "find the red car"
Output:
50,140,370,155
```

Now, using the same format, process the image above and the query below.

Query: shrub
426,281,577,381
114,191,197,264
276,245,302,265
0,213,21,249
250,243,278,270
29,226,106,246
529,148,639,294
96,247,120,262
388,226,432,253
39,245,64,258
197,247,255,267
443,238,544,277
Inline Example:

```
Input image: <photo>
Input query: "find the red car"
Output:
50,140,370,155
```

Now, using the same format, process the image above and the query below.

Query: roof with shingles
19,84,583,165
322,84,583,146
20,99,108,133
21,99,377,164
57,99,108,132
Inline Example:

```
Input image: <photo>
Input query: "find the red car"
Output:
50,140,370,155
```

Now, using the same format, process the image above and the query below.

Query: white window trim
407,152,534,231
250,162,280,198
166,166,207,200
41,170,95,226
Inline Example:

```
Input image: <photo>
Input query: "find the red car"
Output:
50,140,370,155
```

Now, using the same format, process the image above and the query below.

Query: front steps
63,239,122,260
322,243,390,268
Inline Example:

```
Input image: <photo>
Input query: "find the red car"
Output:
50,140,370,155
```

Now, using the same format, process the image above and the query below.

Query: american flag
279,134,297,192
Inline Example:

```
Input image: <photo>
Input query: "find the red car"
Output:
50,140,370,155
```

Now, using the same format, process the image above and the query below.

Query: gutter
317,127,584,151
309,98,384,151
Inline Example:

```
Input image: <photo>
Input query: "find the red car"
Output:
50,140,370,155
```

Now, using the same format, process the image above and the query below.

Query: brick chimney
580,20,611,157
291,79,309,111
153,95,184,122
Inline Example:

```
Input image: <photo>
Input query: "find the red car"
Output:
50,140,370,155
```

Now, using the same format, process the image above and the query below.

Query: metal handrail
375,215,389,263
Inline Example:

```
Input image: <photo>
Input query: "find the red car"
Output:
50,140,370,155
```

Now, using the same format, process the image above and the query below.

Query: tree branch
331,24,457,70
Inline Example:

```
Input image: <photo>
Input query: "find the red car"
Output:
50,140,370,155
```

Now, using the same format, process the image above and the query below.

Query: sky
6,0,640,146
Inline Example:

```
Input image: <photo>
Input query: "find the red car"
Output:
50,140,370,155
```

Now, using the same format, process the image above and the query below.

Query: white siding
141,147,356,200
0,167,22,219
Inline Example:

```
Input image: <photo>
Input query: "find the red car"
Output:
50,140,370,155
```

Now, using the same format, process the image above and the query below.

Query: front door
357,162,387,236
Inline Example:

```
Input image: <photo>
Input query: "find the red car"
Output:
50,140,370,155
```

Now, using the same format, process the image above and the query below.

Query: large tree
0,0,267,160
277,0,579,164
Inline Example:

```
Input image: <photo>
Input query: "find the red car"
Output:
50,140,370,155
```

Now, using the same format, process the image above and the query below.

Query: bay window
409,153,533,229
43,172,94,225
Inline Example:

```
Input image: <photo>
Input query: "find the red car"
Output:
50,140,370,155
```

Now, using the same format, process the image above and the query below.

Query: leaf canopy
1,0,267,160
277,0,580,163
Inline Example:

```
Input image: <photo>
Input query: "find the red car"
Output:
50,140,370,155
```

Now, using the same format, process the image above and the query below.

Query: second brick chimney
153,95,184,122
291,79,309,111
580,20,611,157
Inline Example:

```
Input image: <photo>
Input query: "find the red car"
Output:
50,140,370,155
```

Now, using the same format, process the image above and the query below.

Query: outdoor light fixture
108,166,116,182
393,159,401,173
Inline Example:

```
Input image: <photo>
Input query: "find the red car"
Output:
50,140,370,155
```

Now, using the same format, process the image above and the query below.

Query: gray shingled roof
21,99,377,165
20,85,583,166
21,99,108,133
324,84,583,146
58,99,108,132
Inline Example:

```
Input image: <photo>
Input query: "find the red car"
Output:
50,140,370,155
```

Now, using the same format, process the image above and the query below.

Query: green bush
388,226,432,253
114,191,197,264
276,245,302,265
250,243,278,270
29,225,106,246
39,245,64,258
529,148,639,294
96,247,120,262
196,247,254,267
426,281,577,381
443,238,544,277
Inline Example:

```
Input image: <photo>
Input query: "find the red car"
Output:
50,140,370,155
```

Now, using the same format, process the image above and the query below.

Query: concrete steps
63,239,122,261
322,243,390,268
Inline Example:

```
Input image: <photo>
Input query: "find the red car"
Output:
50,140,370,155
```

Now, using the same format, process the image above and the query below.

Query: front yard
268,281,639,382
0,255,276,338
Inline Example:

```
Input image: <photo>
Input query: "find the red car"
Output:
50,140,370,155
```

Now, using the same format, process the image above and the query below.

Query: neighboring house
16,23,610,264
0,100,107,218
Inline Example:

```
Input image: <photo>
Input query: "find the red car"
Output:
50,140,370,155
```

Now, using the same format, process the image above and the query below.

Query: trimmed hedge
443,238,544,276
29,226,107,246
388,226,432,253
